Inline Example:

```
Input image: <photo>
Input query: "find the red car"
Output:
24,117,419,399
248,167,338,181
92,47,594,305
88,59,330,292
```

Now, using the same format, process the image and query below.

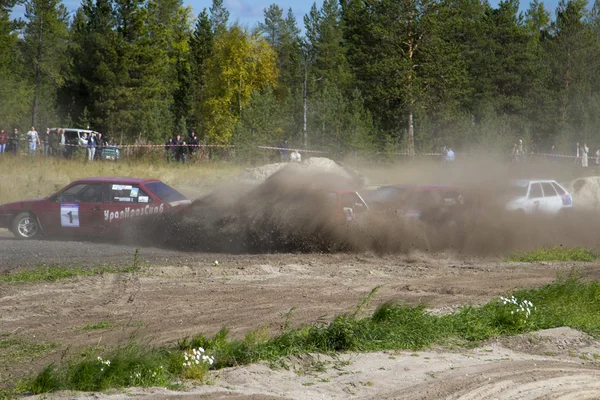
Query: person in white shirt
445,147,455,162
290,149,302,163
26,126,40,156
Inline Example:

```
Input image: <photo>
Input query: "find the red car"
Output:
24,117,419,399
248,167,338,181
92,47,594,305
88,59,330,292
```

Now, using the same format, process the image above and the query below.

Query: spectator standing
49,129,59,156
0,129,7,154
174,134,184,162
188,131,198,162
595,149,600,165
26,126,40,156
445,146,455,162
165,137,174,162
516,140,525,163
96,133,105,160
279,138,289,162
87,132,97,161
182,140,188,164
43,128,51,156
581,142,589,167
290,149,302,163
10,128,19,154
59,129,66,156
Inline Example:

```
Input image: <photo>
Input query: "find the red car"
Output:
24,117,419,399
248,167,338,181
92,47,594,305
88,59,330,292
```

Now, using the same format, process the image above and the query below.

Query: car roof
73,177,161,184
51,128,98,133
379,184,460,191
513,179,558,186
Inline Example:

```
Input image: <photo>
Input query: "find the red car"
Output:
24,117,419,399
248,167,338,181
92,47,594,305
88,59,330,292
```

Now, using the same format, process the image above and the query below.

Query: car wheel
12,212,41,240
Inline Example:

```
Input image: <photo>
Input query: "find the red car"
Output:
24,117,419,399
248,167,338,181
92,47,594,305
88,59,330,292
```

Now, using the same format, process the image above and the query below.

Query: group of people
164,132,200,163
78,131,109,161
441,146,455,162
0,126,110,160
510,140,527,163
0,126,56,156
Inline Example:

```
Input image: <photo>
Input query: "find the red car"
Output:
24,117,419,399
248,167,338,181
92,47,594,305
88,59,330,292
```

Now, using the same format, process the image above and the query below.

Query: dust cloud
131,158,600,255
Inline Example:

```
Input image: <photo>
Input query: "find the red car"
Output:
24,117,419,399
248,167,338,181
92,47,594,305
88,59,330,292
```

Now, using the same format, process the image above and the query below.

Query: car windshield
145,181,187,203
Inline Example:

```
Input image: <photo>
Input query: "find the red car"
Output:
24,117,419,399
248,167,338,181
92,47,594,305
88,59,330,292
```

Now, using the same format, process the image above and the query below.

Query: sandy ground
3,241,600,399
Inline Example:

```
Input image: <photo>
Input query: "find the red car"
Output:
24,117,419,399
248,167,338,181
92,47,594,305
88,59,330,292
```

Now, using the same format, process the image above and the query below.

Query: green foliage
508,247,598,262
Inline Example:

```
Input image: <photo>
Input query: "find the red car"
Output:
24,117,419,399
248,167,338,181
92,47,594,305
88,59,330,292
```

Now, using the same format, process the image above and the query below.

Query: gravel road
0,230,225,272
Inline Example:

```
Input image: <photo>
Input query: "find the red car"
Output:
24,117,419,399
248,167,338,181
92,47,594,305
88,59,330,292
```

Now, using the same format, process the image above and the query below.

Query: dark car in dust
0,177,191,239
360,184,472,226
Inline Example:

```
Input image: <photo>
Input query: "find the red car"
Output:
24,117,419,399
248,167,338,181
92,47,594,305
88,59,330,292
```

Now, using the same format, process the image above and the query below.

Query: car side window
108,184,152,204
529,183,543,199
541,182,558,197
551,182,566,196
56,184,103,203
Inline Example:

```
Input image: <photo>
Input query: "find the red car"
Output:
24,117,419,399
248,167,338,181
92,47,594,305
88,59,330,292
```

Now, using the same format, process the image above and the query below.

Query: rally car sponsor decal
61,203,80,227
104,203,164,222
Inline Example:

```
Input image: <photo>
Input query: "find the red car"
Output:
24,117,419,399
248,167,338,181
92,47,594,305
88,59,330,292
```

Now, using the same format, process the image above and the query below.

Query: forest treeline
1,0,599,156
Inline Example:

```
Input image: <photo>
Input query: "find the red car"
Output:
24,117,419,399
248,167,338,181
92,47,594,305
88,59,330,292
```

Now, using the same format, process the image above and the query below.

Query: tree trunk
303,65,308,147
32,19,43,127
408,110,415,156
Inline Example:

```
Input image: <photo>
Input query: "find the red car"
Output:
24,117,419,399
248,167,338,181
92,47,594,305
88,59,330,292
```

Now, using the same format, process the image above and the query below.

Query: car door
40,183,104,235
102,183,157,231
526,183,545,213
540,182,562,213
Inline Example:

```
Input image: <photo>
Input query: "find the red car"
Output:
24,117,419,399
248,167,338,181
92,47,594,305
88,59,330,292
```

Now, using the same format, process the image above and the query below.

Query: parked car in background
504,179,573,214
50,128,120,161
0,177,191,239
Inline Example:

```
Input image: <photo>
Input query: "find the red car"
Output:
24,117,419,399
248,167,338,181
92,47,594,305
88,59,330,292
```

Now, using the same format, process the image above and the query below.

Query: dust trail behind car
132,158,600,255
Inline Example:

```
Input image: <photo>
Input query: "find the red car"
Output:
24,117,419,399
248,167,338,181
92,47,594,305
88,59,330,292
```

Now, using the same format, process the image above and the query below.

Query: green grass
78,321,116,331
24,273,600,394
0,264,138,283
508,247,598,262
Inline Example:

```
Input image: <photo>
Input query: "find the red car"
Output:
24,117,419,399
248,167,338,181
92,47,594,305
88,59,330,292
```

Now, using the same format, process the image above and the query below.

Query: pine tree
189,8,213,132
209,0,228,36
62,0,120,132
547,0,595,136
23,0,69,127
0,3,32,128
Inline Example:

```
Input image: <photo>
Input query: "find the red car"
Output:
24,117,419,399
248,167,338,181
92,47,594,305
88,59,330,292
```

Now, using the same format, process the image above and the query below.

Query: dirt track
3,235,600,399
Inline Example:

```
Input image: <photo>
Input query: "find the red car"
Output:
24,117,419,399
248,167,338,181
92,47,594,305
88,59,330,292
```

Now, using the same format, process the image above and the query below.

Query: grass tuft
507,247,597,262
0,264,138,283
25,273,600,394
78,321,116,331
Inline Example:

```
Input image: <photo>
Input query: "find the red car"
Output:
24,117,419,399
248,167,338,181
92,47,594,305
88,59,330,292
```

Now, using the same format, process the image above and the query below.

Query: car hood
0,198,47,210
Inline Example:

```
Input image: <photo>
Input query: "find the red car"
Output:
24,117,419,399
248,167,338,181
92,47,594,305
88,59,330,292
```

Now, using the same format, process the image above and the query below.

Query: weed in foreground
25,273,600,394
1,249,142,284
78,321,116,331
0,264,137,283
508,247,597,262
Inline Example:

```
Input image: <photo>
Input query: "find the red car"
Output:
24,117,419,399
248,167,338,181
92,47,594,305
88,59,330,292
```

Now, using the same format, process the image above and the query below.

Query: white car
505,180,573,214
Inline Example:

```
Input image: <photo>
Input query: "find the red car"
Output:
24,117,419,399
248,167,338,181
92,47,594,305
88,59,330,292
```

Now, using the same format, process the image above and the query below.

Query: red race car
0,177,191,240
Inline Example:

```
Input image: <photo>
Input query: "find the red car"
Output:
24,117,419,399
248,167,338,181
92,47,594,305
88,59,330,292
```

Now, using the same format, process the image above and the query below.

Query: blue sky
13,0,565,29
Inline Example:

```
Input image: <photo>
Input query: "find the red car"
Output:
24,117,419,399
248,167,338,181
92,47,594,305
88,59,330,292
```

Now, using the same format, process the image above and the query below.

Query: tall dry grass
0,156,243,204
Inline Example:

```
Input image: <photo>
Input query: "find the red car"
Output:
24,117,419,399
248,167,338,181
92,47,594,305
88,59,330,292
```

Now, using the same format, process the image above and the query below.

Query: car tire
12,212,41,240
